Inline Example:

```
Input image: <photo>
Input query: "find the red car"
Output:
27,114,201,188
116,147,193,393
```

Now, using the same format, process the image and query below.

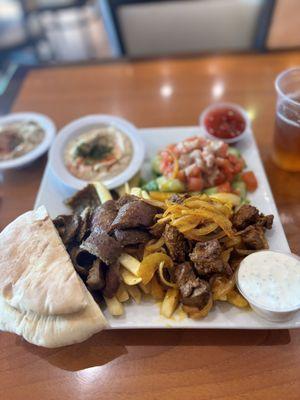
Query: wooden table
1,51,300,400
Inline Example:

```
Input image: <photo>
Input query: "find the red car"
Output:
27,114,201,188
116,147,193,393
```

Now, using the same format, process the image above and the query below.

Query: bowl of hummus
0,113,56,169
49,115,145,190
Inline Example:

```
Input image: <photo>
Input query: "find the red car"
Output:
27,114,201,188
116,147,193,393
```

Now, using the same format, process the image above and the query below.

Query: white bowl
0,112,56,169
237,250,300,322
199,102,251,144
49,115,145,190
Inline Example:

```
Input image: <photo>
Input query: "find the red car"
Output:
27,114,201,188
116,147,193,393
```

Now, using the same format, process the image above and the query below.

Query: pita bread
0,285,107,348
0,206,87,315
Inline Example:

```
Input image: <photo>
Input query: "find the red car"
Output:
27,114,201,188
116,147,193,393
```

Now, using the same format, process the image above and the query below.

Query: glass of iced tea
273,68,300,171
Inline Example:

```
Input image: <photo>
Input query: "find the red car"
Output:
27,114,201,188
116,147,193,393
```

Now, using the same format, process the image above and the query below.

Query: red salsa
204,106,246,139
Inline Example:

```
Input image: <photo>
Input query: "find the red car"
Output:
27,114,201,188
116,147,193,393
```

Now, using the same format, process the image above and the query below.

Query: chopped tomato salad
143,136,258,198
159,137,244,191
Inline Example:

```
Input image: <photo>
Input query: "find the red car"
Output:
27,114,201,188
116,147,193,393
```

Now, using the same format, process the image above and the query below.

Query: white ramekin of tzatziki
237,250,300,322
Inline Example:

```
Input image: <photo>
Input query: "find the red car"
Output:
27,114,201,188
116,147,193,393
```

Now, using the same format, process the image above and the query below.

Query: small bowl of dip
49,115,145,190
0,112,56,169
199,102,251,144
237,250,300,322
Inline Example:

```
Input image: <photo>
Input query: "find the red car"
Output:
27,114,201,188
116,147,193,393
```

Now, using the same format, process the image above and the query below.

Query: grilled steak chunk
183,281,211,308
80,230,122,265
111,200,160,230
257,214,274,229
114,228,151,246
103,262,120,298
91,200,118,233
86,259,105,291
150,222,166,238
174,262,199,298
163,224,188,263
242,225,267,250
232,205,259,230
53,214,81,246
174,262,211,308
190,240,224,275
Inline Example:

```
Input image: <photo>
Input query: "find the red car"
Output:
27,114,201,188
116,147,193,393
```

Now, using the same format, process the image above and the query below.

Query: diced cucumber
232,181,247,199
157,176,185,192
142,179,159,192
151,155,162,176
203,186,218,195
228,146,242,158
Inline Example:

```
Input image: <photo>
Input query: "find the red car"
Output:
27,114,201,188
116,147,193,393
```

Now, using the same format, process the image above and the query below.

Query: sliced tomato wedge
176,170,186,182
242,171,258,192
187,177,203,192
217,182,232,193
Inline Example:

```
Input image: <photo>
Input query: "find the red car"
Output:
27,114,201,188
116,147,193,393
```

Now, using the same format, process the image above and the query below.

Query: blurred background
0,0,299,95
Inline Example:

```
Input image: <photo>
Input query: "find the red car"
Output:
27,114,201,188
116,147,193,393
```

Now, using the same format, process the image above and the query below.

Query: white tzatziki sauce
237,251,300,311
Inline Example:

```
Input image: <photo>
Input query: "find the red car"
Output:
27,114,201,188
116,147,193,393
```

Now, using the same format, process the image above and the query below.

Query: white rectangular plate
35,126,300,329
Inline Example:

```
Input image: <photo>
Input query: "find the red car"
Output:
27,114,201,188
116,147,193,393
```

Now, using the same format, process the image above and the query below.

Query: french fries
119,253,140,276
92,181,113,203
104,296,124,316
121,268,142,285
227,290,249,308
126,285,142,304
130,187,150,199
160,288,180,318
92,187,252,321
150,275,165,300
116,282,130,302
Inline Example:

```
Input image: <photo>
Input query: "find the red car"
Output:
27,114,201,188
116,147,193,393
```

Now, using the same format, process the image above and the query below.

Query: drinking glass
273,68,300,171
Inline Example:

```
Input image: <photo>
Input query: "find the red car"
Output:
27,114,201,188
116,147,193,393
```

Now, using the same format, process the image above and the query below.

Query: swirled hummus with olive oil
64,125,133,181
0,121,45,161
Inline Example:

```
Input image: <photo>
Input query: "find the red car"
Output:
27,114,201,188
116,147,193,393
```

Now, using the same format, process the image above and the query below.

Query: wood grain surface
1,51,300,400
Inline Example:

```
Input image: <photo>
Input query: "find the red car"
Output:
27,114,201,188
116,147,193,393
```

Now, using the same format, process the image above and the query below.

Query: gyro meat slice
91,200,118,233
163,224,189,263
65,184,101,214
77,206,93,242
114,228,151,246
80,230,122,265
111,200,161,230
86,259,105,291
103,261,121,298
190,239,224,275
116,194,139,208
53,214,81,246
69,247,95,278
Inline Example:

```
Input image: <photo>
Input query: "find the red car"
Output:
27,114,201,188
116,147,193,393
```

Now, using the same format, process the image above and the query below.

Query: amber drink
273,68,300,171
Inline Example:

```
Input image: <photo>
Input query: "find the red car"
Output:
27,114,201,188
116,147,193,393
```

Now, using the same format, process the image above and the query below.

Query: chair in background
99,0,276,57
267,0,300,50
